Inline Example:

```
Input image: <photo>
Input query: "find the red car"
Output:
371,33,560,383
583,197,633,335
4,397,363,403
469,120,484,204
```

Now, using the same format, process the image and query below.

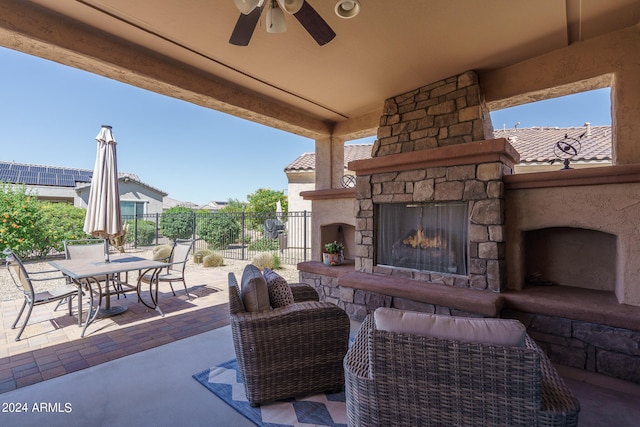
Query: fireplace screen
376,202,468,275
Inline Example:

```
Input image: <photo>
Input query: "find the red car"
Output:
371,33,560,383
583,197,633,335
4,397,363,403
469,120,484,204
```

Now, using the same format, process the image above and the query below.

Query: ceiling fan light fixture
267,1,287,33
233,0,264,15
276,0,303,14
335,0,360,19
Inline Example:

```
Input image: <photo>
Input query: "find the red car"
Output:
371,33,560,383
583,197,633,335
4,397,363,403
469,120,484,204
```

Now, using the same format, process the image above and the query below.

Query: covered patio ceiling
0,0,638,139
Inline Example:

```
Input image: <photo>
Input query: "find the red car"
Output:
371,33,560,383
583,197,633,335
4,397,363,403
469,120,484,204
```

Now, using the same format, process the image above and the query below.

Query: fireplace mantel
348,138,520,175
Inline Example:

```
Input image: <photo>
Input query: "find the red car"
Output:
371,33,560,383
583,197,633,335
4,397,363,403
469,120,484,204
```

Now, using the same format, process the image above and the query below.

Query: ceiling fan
230,0,360,47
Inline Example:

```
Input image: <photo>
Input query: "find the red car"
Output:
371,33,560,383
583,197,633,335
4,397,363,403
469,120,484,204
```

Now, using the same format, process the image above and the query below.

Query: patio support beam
0,0,333,140
315,136,345,191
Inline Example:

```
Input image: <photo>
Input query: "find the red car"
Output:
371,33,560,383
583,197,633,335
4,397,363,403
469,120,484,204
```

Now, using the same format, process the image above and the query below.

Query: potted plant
323,241,344,266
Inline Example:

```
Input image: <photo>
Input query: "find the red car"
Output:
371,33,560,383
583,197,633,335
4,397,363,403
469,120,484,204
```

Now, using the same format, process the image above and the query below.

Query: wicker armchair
228,272,350,407
345,314,580,427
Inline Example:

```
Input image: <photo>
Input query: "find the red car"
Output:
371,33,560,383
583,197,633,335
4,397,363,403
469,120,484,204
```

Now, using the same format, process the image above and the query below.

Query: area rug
193,359,347,427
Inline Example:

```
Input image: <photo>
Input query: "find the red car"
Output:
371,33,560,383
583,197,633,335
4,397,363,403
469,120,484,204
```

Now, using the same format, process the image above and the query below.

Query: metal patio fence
121,210,312,266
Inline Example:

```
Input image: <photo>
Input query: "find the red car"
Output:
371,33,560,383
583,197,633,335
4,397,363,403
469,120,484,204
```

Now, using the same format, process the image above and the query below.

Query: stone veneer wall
301,270,485,321
504,310,640,384
373,70,493,156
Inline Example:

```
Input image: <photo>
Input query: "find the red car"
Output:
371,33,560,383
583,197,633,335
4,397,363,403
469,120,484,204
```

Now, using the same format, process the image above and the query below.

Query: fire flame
403,228,447,249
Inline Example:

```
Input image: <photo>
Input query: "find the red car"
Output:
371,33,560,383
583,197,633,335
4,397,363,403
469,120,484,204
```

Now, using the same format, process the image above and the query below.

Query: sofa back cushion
240,264,270,312
374,307,526,347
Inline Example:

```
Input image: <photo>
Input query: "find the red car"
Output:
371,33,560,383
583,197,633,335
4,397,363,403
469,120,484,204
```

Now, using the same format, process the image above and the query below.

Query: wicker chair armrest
344,315,374,379
525,336,581,418
288,282,319,302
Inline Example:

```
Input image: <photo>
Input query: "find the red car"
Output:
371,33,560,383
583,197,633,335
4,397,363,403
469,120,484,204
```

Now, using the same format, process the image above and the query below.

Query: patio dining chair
140,239,195,299
63,239,128,298
3,248,80,341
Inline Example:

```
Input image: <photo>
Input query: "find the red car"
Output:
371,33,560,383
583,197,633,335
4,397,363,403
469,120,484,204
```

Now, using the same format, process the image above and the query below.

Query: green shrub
0,184,41,258
248,237,279,251
160,206,194,241
125,220,156,246
271,252,282,270
198,213,241,249
203,253,224,267
193,248,213,264
152,244,172,260
33,202,87,257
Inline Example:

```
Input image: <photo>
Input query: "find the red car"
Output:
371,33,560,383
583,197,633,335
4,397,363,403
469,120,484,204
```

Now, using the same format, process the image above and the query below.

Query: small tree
245,188,287,231
159,206,194,241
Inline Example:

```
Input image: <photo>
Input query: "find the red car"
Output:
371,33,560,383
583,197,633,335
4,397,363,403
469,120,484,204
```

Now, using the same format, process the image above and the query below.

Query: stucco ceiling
2,0,640,138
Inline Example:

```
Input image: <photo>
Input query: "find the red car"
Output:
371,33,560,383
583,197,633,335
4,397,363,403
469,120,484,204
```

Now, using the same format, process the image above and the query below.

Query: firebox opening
524,227,616,291
376,202,468,275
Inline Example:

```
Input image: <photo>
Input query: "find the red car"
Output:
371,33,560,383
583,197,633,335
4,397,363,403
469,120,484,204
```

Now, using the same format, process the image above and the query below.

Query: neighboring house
162,198,228,212
494,123,612,173
285,144,374,213
285,123,612,210
0,161,167,216
197,200,229,212
163,196,200,211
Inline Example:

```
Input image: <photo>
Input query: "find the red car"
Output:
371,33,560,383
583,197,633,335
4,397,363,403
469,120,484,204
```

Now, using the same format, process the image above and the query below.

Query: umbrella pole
105,239,110,263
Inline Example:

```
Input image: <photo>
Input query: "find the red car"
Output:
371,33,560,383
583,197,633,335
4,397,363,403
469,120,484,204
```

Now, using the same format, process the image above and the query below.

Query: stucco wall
506,182,640,305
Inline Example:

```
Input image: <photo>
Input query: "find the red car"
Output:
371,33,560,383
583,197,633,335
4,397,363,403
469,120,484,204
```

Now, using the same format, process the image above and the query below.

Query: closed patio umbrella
83,125,124,263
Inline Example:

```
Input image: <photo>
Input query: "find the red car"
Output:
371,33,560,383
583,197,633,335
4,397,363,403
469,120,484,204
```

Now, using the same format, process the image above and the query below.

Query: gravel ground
0,248,302,302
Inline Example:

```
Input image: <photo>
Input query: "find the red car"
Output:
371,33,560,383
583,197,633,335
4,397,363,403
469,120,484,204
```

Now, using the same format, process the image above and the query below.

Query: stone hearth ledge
297,262,640,332
298,261,503,317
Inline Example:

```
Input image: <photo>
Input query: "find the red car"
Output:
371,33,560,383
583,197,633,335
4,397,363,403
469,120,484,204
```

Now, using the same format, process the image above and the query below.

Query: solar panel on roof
19,172,39,185
57,174,76,186
30,166,46,173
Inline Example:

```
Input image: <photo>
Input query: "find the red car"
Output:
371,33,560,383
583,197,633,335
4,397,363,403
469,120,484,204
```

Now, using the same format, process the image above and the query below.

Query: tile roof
285,144,373,172
493,125,611,163
284,125,612,171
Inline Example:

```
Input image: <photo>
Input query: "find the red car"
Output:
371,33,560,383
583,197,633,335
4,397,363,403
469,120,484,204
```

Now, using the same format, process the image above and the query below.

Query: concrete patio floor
1,265,640,426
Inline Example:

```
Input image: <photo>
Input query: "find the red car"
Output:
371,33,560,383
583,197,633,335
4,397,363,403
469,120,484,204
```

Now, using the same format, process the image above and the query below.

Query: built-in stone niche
320,222,355,260
524,227,616,291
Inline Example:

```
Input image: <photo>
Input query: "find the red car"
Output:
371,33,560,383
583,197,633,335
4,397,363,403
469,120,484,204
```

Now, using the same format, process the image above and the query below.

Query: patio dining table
49,256,169,337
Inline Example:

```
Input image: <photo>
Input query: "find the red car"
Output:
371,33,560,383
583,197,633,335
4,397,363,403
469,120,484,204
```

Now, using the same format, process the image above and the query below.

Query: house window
121,201,145,218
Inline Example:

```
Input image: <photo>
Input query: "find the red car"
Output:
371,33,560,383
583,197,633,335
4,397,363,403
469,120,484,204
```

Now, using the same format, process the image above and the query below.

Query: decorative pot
323,252,343,266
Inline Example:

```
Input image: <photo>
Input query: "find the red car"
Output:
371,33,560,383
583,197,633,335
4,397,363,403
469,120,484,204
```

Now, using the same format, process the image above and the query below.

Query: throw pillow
374,307,526,347
240,264,270,312
263,268,295,308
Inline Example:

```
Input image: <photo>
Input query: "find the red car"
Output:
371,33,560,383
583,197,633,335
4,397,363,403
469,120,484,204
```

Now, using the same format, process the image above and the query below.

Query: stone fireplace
352,138,518,291
349,71,517,292
297,70,640,385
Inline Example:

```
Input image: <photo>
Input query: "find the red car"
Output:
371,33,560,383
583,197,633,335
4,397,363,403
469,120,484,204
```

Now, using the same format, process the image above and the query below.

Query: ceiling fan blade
229,5,264,46
294,1,336,46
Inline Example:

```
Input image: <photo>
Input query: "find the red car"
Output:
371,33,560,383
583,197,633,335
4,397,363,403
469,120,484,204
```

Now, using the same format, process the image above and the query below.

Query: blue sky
0,46,611,205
